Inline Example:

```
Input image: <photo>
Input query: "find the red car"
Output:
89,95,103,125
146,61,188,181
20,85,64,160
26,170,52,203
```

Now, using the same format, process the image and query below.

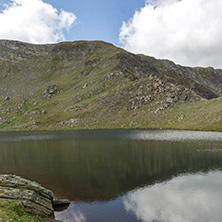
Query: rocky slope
0,40,221,131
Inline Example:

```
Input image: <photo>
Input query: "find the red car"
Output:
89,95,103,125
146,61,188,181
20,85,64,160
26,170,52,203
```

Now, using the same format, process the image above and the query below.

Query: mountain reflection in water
0,130,222,221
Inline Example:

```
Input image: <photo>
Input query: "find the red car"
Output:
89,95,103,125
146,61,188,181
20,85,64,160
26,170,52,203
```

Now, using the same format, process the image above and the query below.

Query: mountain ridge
0,40,221,131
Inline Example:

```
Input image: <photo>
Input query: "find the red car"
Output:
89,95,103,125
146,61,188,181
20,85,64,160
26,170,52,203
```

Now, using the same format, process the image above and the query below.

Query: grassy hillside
0,40,221,131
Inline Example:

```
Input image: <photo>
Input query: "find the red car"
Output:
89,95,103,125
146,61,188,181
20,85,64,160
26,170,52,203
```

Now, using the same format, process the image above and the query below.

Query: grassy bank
0,200,46,222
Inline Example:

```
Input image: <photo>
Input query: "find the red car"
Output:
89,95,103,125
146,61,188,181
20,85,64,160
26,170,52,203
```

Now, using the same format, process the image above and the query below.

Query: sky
0,0,145,45
0,0,222,68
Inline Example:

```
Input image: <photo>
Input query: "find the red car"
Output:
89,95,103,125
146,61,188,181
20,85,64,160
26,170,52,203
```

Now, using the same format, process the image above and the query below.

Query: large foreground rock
0,174,54,216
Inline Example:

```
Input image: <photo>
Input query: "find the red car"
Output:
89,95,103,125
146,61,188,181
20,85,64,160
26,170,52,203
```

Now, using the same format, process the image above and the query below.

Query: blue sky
44,0,145,46
0,0,145,46
1,0,222,68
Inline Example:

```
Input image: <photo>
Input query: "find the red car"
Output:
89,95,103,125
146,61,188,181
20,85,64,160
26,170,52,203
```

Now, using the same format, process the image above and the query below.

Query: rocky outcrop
125,76,201,111
0,174,54,216
65,103,86,112
43,85,58,98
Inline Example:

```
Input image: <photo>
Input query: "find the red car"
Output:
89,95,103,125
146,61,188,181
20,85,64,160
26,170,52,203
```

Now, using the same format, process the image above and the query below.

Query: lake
0,129,222,222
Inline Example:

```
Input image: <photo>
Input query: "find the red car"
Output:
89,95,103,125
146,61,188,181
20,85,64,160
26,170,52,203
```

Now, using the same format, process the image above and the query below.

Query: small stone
43,85,58,98
4,96,10,101
47,85,58,94
41,110,47,115
53,199,70,207
83,83,88,89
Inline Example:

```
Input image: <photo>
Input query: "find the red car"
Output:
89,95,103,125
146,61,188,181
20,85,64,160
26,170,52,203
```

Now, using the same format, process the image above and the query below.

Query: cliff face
0,40,221,131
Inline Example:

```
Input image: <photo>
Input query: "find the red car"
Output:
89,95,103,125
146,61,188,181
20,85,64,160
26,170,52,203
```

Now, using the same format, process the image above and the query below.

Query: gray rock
65,104,85,112
83,83,88,89
0,174,54,216
53,199,70,207
41,110,47,115
43,85,58,98
47,85,58,94
166,97,174,104
4,96,10,101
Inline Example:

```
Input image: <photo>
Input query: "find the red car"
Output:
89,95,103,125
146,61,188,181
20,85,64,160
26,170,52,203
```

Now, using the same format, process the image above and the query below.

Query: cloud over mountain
0,0,76,44
120,0,222,68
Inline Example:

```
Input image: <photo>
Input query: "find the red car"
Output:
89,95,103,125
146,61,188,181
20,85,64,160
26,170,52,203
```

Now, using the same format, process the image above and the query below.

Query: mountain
0,40,221,131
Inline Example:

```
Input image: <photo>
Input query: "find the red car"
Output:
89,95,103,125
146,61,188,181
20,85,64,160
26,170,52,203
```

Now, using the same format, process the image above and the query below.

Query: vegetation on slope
0,40,221,131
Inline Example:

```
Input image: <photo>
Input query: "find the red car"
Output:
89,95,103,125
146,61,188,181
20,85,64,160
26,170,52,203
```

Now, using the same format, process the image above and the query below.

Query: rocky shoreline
0,174,69,218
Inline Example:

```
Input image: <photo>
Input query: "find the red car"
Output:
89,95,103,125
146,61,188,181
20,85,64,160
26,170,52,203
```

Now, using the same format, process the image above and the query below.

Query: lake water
0,129,222,222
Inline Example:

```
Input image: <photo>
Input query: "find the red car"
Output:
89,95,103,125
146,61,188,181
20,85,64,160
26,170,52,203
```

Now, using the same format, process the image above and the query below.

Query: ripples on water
0,129,222,222
0,129,222,142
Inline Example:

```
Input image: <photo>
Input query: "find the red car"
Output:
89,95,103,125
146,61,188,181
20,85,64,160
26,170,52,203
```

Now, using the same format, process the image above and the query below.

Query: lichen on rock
0,174,54,216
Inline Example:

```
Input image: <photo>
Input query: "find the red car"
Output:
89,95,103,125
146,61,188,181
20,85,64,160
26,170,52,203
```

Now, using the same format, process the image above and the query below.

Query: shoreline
0,126,222,133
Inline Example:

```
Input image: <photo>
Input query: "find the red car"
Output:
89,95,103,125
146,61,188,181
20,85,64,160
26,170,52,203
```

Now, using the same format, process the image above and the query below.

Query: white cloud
0,0,77,44
123,171,222,222
119,0,222,68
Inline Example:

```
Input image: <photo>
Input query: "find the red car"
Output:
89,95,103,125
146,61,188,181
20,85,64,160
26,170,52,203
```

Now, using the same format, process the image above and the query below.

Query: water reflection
56,210,86,222
55,197,139,222
0,130,222,221
55,171,222,222
124,171,222,222
0,130,222,201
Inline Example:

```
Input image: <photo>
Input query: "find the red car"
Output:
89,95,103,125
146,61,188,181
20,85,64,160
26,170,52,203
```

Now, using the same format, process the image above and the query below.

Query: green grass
0,200,46,222
0,40,221,132
2,88,221,132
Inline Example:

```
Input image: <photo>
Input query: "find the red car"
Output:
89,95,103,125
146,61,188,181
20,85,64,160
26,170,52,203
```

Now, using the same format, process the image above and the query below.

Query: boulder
53,199,70,207
47,85,58,95
0,174,54,216
43,85,58,98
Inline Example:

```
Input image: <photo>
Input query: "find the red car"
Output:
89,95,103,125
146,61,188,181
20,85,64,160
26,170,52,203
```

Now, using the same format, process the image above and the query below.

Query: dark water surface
0,129,222,222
